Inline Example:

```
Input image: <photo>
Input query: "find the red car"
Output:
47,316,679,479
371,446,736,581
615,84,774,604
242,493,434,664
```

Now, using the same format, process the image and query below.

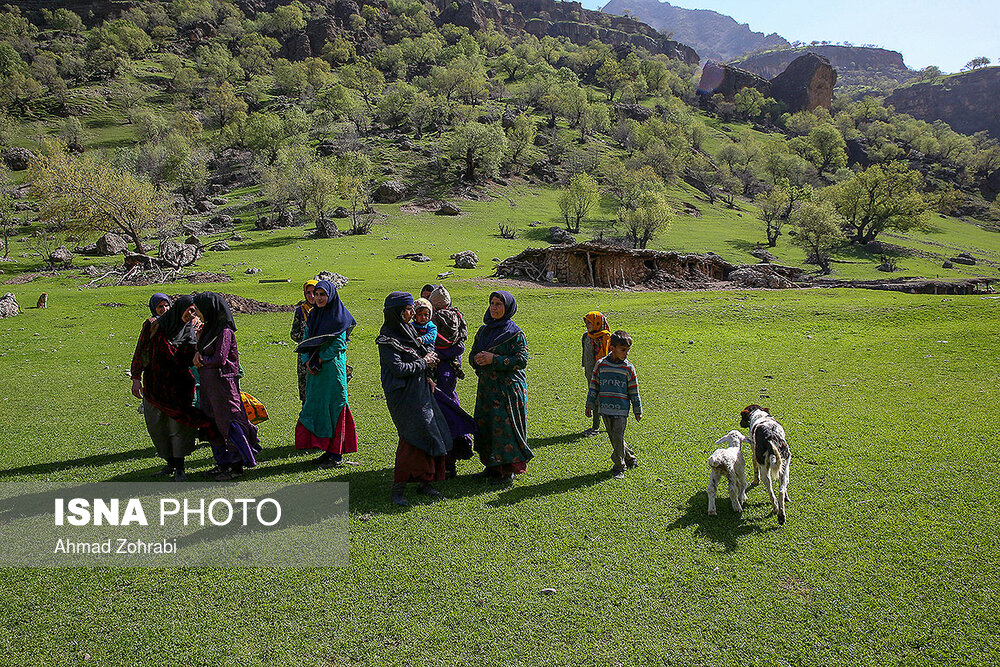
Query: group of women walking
131,292,260,481
131,282,533,506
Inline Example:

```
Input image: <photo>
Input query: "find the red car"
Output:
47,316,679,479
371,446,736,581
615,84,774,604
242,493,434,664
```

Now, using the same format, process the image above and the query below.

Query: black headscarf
377,291,425,352
471,290,522,354
148,293,170,317
155,295,197,346
193,292,236,353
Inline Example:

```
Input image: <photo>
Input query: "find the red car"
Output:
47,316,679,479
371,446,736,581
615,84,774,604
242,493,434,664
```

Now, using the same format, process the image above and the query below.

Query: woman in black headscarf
193,292,261,480
129,294,211,480
376,291,452,506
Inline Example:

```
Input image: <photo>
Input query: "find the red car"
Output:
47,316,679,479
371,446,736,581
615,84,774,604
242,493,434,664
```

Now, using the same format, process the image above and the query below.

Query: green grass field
2,195,1000,664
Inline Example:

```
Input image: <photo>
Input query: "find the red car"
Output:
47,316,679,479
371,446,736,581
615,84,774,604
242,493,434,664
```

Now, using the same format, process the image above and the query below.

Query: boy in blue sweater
586,330,642,479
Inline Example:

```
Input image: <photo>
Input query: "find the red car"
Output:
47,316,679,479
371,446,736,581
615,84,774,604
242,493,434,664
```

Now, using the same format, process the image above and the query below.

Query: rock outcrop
435,0,699,64
0,293,19,319
601,0,788,63
698,62,771,99
886,66,1000,141
769,53,837,112
734,45,914,92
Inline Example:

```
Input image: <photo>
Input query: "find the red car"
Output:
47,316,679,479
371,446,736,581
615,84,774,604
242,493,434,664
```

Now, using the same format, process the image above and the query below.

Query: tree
807,123,848,174
206,82,247,127
790,198,845,274
832,161,928,244
756,185,790,247
734,87,764,119
962,57,991,71
618,191,673,249
596,58,628,102
506,114,536,169
450,122,507,182
603,160,659,210
336,152,377,235
29,140,167,254
558,172,599,232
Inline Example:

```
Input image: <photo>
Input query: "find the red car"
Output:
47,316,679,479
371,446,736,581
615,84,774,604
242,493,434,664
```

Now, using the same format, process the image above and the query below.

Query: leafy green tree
618,190,673,249
734,87,764,119
963,57,991,71
603,159,659,210
450,122,507,182
336,152,378,235
29,139,167,253
832,161,927,244
505,114,536,169
790,197,845,274
558,172,599,232
342,61,385,113
596,58,628,102
206,82,247,127
807,124,848,174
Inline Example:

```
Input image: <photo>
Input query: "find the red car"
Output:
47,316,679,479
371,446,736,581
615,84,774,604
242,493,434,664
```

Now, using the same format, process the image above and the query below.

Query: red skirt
394,439,447,484
295,406,358,455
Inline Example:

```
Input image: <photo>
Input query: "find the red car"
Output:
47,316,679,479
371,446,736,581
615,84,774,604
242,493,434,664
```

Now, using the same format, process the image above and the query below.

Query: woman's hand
427,377,437,392
131,378,143,399
423,351,439,365
192,352,203,368
474,351,495,366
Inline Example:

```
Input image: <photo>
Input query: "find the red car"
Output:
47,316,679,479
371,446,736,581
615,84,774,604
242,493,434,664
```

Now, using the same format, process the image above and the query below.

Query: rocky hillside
732,45,916,97
600,0,788,63
886,67,1000,140
439,0,699,63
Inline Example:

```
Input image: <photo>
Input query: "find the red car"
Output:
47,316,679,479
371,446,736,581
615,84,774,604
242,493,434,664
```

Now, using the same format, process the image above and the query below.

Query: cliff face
885,67,1000,140
600,0,788,63
700,54,836,113
439,0,699,64
734,45,914,93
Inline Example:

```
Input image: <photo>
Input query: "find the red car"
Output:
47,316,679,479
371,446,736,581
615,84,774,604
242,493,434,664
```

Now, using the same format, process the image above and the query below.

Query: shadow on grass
0,448,151,480
528,432,590,449
487,470,608,507
665,489,781,553
724,238,763,255
233,234,304,252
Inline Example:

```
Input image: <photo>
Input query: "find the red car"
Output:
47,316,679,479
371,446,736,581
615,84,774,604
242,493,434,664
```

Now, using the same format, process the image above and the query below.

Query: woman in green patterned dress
469,290,533,486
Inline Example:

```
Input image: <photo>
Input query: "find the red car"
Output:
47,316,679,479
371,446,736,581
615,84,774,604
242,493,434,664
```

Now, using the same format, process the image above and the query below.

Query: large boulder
614,103,655,122
981,168,1000,201
316,271,349,289
96,233,128,256
728,267,795,289
769,53,837,112
0,293,18,318
2,147,35,171
158,239,202,268
373,180,407,204
451,250,479,269
436,202,461,216
697,62,771,101
549,227,575,244
48,246,73,268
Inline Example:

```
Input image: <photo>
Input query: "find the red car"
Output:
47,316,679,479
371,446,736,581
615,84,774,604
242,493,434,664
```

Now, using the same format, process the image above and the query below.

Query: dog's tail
768,437,785,476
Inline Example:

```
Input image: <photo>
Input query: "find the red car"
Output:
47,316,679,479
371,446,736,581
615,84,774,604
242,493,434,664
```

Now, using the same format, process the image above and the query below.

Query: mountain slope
600,0,788,62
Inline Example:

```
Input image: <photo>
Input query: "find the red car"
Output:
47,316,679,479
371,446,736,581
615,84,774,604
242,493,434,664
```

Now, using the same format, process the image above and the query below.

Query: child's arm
628,364,642,420
419,321,437,346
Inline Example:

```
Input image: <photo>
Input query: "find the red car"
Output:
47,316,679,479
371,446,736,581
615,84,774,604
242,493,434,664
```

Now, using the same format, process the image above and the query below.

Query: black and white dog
740,405,791,525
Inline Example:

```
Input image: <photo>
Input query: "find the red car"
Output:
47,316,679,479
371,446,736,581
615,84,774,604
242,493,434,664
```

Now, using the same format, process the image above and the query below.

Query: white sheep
708,430,750,516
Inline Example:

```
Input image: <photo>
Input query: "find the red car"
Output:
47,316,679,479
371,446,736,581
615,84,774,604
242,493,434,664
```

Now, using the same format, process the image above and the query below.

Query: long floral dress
469,328,533,474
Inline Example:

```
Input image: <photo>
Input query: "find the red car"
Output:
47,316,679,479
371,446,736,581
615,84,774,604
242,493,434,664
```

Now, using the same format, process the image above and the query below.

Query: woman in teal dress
294,280,358,467
469,290,533,486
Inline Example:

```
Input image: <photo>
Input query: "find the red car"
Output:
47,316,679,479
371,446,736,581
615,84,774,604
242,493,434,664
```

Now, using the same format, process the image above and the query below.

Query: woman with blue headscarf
294,280,358,467
377,291,452,506
469,290,533,486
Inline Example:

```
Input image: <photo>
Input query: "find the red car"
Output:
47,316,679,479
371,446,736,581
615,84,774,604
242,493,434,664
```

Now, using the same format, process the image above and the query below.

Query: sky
582,0,999,73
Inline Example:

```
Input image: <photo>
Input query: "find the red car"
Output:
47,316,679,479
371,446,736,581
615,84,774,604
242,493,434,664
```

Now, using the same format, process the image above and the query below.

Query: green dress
296,328,357,453
470,329,533,470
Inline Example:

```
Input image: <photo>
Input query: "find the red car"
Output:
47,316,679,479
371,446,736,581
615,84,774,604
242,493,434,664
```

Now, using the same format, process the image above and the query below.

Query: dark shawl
376,291,425,353
194,292,236,353
155,294,198,346
295,280,357,353
470,290,522,354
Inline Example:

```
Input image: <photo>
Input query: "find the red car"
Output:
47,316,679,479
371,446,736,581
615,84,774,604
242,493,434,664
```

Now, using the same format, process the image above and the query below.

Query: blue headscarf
148,293,170,317
296,280,356,352
471,290,522,354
